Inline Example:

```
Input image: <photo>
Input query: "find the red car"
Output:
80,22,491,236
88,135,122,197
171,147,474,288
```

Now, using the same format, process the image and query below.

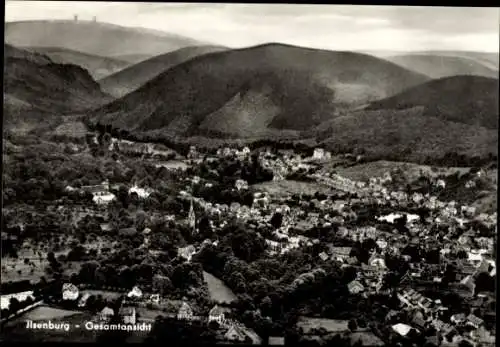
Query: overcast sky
5,2,500,52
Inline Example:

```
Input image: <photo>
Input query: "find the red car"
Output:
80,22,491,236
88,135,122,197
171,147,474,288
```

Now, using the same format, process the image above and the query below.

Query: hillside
109,54,154,64
366,75,499,129
99,45,228,97
25,46,131,80
316,108,498,162
5,20,208,57
363,50,499,70
89,43,429,136
384,54,498,79
3,44,113,123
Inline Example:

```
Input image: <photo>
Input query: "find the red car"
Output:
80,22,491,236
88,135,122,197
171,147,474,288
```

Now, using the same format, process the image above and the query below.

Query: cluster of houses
64,179,154,205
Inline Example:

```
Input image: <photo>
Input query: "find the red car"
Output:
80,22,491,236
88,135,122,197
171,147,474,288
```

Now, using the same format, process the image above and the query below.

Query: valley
2,5,498,346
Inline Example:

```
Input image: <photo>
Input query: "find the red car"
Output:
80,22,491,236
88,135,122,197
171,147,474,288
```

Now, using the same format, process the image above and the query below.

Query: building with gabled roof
224,324,247,342
208,305,227,324
466,314,484,329
119,307,136,324
127,285,142,299
62,283,79,301
177,301,193,320
348,280,365,294
100,307,114,321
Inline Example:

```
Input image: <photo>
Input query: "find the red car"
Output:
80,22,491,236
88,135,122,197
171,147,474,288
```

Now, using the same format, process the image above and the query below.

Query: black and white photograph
1,2,498,345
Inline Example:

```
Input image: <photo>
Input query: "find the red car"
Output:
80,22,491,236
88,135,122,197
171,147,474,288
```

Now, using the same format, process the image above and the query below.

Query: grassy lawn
79,290,124,300
202,271,237,304
297,317,349,334
252,180,336,197
136,307,171,321
20,306,82,321
334,160,470,182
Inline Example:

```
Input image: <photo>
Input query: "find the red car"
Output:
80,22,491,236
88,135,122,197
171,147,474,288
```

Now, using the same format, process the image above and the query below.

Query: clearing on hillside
202,271,237,304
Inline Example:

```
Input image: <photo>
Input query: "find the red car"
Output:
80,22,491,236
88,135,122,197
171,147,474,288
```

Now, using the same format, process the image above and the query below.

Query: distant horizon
5,2,499,53
5,19,499,55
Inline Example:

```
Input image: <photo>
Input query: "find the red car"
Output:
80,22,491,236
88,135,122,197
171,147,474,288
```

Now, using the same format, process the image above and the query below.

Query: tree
117,185,129,208
270,212,283,229
348,319,357,331
47,251,56,263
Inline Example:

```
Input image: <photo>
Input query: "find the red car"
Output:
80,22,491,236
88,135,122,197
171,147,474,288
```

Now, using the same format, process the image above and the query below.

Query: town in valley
1,3,498,346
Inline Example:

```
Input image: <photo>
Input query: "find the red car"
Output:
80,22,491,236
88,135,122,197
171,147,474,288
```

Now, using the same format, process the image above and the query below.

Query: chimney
74,15,78,22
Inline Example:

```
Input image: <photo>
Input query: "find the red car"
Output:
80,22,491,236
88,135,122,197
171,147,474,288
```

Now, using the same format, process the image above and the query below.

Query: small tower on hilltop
74,14,78,22
93,16,97,22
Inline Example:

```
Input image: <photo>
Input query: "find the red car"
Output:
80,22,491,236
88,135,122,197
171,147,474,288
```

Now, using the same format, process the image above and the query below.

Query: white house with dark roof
208,305,227,324
127,286,142,299
348,280,365,294
62,283,79,301
466,314,484,329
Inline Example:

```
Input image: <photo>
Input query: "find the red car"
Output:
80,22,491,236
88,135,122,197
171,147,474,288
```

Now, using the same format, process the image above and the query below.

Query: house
224,324,247,342
62,283,79,301
450,313,467,325
376,239,388,250
319,252,329,261
177,302,193,320
177,245,196,261
411,311,427,330
369,255,387,269
331,247,352,262
120,307,136,324
268,336,285,345
466,314,484,329
149,294,160,304
460,275,476,293
92,192,116,205
417,297,434,313
392,323,417,337
235,179,249,191
348,280,365,294
100,307,115,321
78,293,90,308
127,286,143,299
208,305,226,324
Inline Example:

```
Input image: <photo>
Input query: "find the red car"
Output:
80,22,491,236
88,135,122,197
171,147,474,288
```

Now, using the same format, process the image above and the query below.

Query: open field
297,317,350,334
20,306,82,321
79,290,124,300
202,271,237,304
252,180,337,197
51,121,88,139
136,307,173,321
1,247,82,283
333,160,471,182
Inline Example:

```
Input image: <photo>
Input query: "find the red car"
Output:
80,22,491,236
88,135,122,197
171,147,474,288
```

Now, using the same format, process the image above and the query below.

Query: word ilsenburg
26,320,70,331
